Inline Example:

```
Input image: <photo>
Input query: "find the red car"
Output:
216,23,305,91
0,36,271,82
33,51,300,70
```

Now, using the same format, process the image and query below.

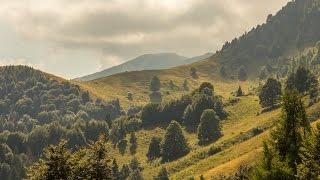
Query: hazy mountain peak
77,52,212,81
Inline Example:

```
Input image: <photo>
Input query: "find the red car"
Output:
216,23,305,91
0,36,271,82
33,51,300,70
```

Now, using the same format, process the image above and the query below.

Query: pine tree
259,68,267,80
28,136,114,180
273,91,310,171
149,91,163,104
169,80,175,90
130,132,138,155
294,66,310,93
214,99,227,119
127,92,133,101
128,157,144,180
154,167,169,180
150,76,161,92
120,164,130,180
183,94,214,131
112,159,119,179
236,86,244,97
190,67,198,79
220,66,227,78
259,78,282,108
238,66,248,81
128,170,144,180
82,90,90,104
297,123,320,179
81,135,113,180
199,82,214,93
27,141,72,180
286,66,316,94
183,79,189,91
161,121,189,162
117,139,127,155
197,109,221,145
129,157,142,172
147,137,162,161
199,175,205,180
286,72,295,91
308,75,319,104
256,90,311,178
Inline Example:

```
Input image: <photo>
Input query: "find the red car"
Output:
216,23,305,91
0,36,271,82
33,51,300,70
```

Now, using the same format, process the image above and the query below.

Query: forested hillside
0,66,123,179
215,0,320,76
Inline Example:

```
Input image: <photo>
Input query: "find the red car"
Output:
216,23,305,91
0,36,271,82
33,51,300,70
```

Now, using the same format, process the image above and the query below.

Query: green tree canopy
197,109,221,145
146,137,162,161
161,121,189,162
150,76,161,92
255,90,310,178
259,78,282,108
238,66,248,81
154,167,169,180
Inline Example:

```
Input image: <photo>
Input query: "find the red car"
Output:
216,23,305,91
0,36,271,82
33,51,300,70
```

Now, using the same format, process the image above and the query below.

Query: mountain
5,0,320,179
184,52,214,64
77,52,213,81
214,0,320,76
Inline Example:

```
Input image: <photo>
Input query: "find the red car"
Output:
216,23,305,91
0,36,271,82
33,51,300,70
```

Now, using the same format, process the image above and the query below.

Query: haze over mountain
77,52,213,81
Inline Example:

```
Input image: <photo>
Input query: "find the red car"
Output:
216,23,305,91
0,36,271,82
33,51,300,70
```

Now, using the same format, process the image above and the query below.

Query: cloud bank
0,0,290,78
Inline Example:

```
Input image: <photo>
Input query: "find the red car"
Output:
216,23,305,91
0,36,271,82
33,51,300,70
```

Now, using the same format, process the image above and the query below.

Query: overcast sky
0,0,290,79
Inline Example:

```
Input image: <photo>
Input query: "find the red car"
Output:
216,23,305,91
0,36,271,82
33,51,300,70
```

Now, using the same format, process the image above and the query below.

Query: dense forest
216,0,320,76
0,66,123,179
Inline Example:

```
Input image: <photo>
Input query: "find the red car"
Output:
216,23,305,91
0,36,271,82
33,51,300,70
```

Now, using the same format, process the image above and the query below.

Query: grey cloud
0,0,291,69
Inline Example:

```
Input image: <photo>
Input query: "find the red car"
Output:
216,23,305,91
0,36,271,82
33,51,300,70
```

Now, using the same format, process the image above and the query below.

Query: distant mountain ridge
77,52,213,81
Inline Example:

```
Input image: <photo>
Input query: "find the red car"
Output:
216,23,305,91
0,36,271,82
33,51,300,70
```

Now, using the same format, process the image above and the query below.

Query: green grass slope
105,94,320,179
76,59,253,109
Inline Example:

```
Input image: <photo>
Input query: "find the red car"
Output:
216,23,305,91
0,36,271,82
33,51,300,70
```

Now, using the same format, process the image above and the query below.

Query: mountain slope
183,52,214,64
214,0,320,75
76,0,320,109
76,58,253,109
77,52,213,81
0,65,124,179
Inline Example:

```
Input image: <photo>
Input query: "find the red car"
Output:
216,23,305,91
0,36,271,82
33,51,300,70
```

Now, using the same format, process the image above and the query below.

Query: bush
207,145,222,156
127,92,133,101
236,86,244,97
199,82,214,92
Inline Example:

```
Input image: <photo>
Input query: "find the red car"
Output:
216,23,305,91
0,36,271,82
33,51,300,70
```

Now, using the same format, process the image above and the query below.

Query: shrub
207,145,222,156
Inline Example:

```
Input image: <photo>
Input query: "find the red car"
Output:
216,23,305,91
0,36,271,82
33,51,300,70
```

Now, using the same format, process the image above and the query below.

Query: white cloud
0,58,44,69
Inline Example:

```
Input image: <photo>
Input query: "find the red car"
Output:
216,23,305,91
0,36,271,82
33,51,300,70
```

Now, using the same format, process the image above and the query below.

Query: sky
0,0,290,79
